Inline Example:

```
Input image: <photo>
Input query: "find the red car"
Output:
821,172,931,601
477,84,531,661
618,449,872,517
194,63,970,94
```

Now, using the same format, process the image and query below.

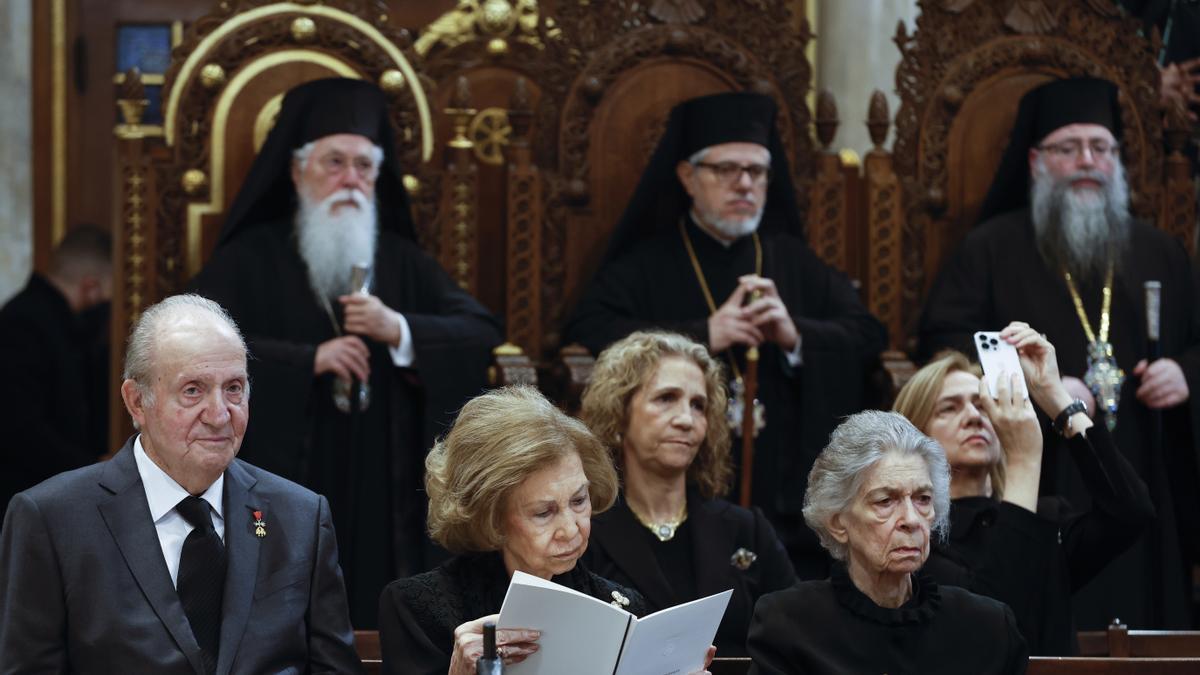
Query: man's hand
314,335,370,382
740,275,799,351
1134,358,1190,409
340,293,401,346
708,283,763,352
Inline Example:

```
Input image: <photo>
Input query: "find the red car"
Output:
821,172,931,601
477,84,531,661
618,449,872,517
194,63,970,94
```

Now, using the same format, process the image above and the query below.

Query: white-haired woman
746,411,1028,675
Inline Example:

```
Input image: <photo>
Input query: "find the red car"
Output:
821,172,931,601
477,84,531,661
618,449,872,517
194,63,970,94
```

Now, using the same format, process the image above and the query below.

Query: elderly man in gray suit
0,294,364,674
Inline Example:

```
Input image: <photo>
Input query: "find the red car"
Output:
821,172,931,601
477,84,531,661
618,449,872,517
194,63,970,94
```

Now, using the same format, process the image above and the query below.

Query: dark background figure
0,224,112,518
920,77,1200,629
190,78,503,628
566,92,887,579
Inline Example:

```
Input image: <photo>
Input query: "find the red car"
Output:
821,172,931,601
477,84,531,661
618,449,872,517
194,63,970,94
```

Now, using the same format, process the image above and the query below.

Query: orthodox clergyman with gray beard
920,77,1200,631
566,93,887,579
190,78,502,628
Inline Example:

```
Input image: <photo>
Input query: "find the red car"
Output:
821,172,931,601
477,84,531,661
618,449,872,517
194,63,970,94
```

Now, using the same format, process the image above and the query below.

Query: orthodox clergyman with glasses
190,78,502,628
920,77,1200,631
566,92,887,579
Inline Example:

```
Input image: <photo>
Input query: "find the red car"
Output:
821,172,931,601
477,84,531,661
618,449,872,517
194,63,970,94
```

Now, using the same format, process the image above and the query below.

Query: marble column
0,0,32,304
815,0,919,157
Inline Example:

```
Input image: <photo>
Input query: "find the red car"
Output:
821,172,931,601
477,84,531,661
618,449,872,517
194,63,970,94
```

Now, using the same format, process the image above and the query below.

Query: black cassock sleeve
917,230,996,361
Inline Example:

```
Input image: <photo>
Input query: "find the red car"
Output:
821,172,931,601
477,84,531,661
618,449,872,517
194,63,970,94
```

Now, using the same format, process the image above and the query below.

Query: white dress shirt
388,312,415,367
133,436,225,588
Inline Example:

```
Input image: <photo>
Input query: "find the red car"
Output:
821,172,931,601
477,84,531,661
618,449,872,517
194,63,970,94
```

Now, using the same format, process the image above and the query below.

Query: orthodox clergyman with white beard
191,78,502,628
566,92,887,579
920,77,1200,631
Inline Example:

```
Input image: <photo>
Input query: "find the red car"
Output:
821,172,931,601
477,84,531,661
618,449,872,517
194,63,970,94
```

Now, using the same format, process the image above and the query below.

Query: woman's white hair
802,410,951,561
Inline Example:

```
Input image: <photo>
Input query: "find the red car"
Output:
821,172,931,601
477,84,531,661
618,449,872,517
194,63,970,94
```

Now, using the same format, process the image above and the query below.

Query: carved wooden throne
884,0,1195,353
110,0,433,446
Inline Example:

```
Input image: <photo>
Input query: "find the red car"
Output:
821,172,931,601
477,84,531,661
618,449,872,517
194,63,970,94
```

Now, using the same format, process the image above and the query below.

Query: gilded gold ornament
290,16,317,43
379,69,406,93
199,63,226,89
181,169,208,195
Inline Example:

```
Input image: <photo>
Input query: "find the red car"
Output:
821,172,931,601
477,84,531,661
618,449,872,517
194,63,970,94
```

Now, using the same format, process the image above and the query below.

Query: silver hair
686,146,772,165
802,410,951,562
123,294,248,426
292,140,384,171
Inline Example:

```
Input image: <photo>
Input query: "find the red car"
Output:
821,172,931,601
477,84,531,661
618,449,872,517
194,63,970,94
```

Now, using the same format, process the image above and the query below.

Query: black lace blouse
378,551,649,675
746,563,1028,674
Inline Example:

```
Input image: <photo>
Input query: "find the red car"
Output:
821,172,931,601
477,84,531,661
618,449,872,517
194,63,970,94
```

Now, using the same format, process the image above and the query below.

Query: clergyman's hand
1134,358,1190,409
740,275,799,351
708,283,763,352
314,335,370,382
340,293,402,346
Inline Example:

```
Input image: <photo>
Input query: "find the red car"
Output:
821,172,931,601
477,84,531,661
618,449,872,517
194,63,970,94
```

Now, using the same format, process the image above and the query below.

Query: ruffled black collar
830,562,941,626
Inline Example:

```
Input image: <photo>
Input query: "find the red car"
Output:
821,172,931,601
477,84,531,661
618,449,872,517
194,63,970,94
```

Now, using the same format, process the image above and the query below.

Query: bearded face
295,186,378,300
1028,125,1130,282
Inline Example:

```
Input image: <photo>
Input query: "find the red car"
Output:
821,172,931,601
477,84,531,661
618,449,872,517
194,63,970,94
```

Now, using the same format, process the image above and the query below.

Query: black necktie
176,495,226,674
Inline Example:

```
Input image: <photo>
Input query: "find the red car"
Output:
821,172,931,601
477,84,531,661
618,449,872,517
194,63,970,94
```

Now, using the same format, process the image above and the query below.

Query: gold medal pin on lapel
253,510,266,538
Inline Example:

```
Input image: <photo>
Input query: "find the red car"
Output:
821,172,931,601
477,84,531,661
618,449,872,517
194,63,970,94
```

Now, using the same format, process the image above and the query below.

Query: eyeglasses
315,152,381,180
1036,139,1119,161
693,161,772,185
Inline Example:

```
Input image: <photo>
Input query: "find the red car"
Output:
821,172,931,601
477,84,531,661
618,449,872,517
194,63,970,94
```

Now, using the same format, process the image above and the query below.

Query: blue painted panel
116,25,171,74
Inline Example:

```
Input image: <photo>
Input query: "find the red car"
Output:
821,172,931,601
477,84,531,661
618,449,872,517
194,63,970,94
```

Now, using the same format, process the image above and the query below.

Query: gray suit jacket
0,437,365,674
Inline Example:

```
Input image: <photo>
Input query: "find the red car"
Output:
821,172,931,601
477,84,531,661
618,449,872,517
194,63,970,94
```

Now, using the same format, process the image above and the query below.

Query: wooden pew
710,657,752,675
1077,621,1200,657
1028,657,1200,674
354,630,381,674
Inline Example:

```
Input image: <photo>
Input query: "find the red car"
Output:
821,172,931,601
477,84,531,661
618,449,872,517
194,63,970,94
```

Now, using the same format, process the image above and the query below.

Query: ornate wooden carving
809,90,850,273
488,343,538,387
892,0,1165,352
863,91,907,351
548,344,596,415
505,78,544,356
1160,101,1196,255
440,76,481,293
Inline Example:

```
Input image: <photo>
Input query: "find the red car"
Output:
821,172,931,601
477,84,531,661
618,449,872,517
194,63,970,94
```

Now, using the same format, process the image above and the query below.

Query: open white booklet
497,570,732,675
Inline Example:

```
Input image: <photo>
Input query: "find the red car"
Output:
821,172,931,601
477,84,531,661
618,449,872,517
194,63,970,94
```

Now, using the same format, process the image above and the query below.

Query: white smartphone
974,331,1027,399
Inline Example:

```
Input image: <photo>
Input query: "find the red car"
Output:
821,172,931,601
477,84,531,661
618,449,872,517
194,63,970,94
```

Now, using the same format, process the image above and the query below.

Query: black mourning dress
924,423,1154,655
920,211,1200,629
585,490,796,656
378,551,649,675
567,219,886,578
746,563,1028,675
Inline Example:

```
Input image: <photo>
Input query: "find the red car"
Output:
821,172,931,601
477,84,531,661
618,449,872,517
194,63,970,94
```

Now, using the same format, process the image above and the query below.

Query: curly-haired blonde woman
580,331,795,656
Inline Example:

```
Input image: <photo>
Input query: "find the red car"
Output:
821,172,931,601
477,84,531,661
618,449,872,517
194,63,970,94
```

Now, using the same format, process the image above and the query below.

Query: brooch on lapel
730,547,757,571
252,510,267,538
610,590,631,609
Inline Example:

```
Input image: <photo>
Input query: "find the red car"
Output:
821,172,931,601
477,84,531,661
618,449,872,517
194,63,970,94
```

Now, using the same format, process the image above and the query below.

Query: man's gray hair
802,410,951,561
686,146,771,165
123,294,247,413
292,140,384,171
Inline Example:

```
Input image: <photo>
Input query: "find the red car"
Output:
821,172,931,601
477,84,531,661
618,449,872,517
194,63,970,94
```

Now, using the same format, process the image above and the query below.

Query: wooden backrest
354,629,382,673
1028,657,1200,674
886,0,1186,351
1078,624,1200,657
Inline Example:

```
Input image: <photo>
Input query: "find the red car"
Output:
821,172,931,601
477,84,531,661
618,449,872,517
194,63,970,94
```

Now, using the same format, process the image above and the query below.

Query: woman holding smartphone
893,321,1154,655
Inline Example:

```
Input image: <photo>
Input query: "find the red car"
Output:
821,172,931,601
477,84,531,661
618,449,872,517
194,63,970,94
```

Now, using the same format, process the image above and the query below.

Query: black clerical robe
924,424,1154,654
377,552,649,675
585,491,796,656
0,274,105,515
920,209,1200,629
191,222,502,627
567,220,887,578
746,564,1028,675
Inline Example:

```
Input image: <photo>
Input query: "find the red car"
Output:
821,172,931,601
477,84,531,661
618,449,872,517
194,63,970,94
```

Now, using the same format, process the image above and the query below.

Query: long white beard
1030,157,1131,282
295,188,378,299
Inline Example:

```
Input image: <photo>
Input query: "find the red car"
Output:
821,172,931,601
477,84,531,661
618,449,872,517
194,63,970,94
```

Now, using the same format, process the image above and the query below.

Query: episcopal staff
566,92,887,577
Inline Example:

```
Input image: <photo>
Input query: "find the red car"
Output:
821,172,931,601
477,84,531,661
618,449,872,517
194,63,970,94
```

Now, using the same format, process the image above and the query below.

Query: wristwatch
1052,399,1088,436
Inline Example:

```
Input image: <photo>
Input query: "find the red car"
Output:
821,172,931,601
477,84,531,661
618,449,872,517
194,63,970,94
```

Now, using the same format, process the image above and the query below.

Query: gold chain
678,219,763,381
1063,263,1114,345
629,500,689,543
